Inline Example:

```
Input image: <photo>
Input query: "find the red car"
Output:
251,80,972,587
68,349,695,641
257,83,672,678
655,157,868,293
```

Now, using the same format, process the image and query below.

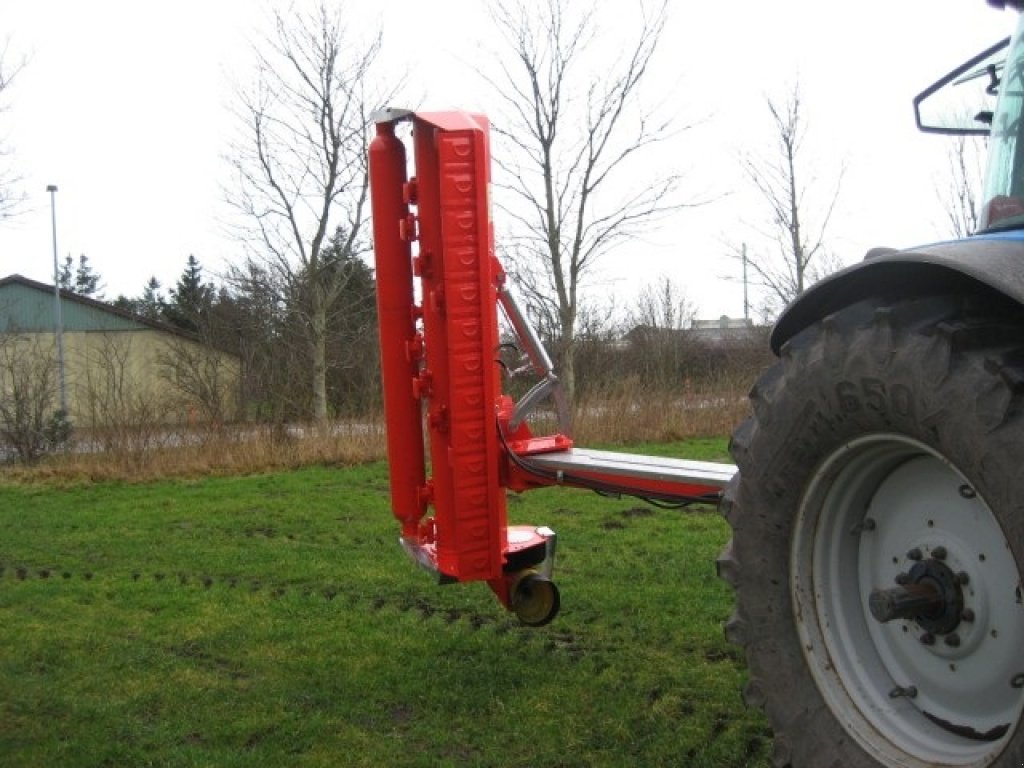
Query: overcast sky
0,0,1017,320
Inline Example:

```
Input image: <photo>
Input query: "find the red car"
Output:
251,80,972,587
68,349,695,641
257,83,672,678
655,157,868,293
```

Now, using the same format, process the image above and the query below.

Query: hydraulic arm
369,108,736,625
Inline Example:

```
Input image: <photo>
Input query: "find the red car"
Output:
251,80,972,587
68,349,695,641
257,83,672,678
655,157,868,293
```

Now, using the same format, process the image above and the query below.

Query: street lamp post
46,184,67,415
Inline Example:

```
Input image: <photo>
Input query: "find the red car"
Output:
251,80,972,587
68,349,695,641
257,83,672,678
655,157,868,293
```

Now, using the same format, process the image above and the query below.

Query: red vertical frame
368,121,427,540
414,113,507,582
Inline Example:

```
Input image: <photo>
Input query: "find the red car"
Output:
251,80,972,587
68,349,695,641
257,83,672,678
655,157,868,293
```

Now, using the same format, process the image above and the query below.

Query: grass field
0,438,772,767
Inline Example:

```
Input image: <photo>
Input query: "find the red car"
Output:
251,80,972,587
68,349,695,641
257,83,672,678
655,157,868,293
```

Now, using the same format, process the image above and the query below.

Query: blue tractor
719,3,1024,765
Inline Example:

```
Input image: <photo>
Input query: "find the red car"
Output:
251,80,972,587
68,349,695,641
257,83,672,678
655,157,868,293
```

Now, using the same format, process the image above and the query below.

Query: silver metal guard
497,283,571,435
399,536,438,574
535,526,557,579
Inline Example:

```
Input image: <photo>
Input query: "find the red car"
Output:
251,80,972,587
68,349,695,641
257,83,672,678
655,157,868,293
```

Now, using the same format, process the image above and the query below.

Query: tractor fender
771,234,1024,353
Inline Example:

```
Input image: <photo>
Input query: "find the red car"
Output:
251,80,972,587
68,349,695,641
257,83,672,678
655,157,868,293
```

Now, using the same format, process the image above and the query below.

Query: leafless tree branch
0,41,26,222
940,134,985,238
225,2,393,422
733,82,844,318
485,0,692,405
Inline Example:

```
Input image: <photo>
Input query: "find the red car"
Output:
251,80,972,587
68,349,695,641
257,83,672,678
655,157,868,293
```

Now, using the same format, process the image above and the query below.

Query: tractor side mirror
914,36,1009,135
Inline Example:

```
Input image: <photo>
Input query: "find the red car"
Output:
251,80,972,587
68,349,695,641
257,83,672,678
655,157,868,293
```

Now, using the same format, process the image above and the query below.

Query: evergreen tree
57,255,73,291
319,227,378,414
111,294,135,314
56,254,104,298
166,255,214,332
138,277,166,322
73,254,103,298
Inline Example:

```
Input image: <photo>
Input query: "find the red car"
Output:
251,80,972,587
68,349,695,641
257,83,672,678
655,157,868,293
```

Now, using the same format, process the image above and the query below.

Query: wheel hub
870,557,964,636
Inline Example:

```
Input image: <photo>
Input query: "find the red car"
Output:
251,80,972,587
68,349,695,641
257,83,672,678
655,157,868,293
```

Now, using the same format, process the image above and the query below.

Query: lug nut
961,608,975,623
850,518,877,535
907,548,923,561
889,685,918,699
956,571,970,586
932,546,947,561
944,633,961,648
920,632,936,646
1012,674,1024,689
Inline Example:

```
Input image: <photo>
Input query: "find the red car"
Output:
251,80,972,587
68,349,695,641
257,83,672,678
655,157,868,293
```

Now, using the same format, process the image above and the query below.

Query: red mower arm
368,108,736,626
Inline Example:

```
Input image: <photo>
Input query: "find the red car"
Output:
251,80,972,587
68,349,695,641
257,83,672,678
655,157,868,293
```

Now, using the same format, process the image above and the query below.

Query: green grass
0,438,770,767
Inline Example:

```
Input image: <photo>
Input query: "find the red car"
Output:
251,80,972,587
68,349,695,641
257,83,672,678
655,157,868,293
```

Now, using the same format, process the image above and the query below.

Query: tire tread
719,292,1024,768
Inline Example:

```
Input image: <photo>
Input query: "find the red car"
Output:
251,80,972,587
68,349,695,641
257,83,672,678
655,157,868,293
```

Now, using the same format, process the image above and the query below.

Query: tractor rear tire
718,293,1024,767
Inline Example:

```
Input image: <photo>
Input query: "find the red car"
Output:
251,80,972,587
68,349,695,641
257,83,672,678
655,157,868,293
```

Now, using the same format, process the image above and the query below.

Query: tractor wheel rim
791,434,1024,767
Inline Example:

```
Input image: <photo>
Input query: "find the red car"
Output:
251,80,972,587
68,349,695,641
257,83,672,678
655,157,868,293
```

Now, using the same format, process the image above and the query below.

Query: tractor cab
914,16,1024,232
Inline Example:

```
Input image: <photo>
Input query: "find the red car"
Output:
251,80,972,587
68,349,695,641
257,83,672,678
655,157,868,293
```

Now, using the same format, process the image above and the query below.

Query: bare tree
488,0,686,406
78,333,171,455
625,276,696,389
941,134,986,238
0,332,67,462
158,336,235,427
228,2,389,424
736,83,843,316
0,41,25,221
221,262,303,422
630,275,695,334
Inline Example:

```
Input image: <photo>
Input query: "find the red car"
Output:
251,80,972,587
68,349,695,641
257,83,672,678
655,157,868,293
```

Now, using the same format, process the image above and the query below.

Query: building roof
0,273,194,339
692,315,754,331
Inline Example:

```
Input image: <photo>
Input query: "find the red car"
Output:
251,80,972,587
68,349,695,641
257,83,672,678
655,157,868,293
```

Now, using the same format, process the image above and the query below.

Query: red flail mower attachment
369,109,734,626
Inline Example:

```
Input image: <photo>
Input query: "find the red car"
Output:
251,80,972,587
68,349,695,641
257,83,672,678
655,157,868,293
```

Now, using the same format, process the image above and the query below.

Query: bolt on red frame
369,109,736,626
